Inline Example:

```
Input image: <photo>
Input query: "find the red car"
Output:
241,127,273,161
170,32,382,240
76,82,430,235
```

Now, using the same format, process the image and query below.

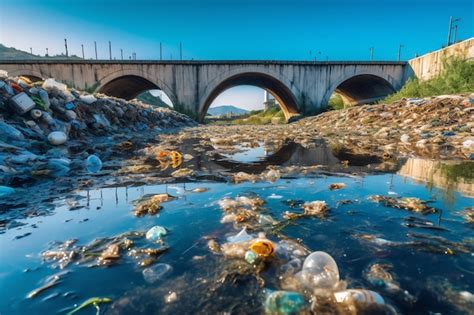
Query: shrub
382,57,474,103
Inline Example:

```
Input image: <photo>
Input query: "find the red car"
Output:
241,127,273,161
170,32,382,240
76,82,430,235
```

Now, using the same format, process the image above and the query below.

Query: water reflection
398,158,474,198
211,141,385,173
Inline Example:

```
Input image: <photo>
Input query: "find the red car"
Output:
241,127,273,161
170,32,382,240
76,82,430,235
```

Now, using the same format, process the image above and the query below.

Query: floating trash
142,263,173,284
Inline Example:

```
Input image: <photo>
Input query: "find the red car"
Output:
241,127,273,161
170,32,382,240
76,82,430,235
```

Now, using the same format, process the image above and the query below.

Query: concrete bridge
0,60,408,121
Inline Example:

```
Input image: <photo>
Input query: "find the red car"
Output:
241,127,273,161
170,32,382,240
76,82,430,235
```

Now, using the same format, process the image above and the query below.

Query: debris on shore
0,73,196,190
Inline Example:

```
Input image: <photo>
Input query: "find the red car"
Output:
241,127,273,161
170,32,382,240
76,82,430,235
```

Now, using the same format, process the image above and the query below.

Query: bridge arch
323,71,396,107
200,69,300,122
96,69,177,104
7,69,43,82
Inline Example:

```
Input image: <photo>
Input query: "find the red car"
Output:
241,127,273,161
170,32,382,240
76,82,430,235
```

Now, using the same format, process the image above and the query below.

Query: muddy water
0,140,473,314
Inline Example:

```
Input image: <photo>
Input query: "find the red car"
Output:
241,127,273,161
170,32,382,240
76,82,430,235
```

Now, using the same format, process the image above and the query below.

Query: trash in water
192,187,209,193
227,228,253,243
295,251,340,290
333,289,386,310
142,263,173,284
264,290,307,314
245,250,257,264
65,297,112,315
302,201,328,216
86,155,102,173
146,226,168,242
249,239,275,258
329,183,346,190
133,193,176,216
171,168,195,178
369,195,437,214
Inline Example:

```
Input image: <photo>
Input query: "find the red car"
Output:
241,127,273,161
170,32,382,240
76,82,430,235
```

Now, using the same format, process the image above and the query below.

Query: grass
328,93,345,110
381,57,474,103
207,108,286,125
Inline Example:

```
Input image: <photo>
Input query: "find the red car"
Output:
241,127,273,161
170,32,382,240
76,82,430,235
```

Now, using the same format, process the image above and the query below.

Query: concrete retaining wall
408,37,474,81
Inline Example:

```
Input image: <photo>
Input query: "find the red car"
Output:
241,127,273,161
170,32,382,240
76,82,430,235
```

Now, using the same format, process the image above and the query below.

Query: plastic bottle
264,290,307,315
333,289,385,307
86,154,102,173
296,251,340,289
38,89,51,110
41,111,55,126
142,263,172,284
30,109,42,119
0,121,25,141
245,251,257,264
47,131,67,145
0,186,16,197
64,110,77,121
146,226,167,242
80,95,97,104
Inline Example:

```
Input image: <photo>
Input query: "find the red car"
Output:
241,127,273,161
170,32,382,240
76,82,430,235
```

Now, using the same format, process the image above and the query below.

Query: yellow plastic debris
249,240,275,257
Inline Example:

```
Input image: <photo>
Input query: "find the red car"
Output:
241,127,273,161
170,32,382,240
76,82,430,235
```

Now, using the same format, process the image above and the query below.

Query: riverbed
0,127,473,314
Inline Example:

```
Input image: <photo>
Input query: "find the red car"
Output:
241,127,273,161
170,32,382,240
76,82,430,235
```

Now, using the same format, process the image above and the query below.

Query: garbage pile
0,72,196,187
297,94,474,160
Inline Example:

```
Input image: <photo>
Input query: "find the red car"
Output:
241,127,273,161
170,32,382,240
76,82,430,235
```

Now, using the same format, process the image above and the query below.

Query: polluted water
0,75,473,314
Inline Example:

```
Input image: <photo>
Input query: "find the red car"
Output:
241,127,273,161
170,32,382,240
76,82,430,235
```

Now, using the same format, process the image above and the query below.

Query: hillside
207,105,249,117
0,44,81,60
136,91,171,108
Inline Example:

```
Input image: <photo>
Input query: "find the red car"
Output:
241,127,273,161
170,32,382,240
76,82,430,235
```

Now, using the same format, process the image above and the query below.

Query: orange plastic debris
249,240,275,257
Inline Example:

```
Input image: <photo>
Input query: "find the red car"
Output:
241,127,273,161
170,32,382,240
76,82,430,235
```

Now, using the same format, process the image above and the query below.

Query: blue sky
1,0,472,110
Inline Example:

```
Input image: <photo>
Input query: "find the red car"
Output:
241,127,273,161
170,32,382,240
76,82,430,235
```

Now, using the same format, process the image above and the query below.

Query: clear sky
1,0,472,110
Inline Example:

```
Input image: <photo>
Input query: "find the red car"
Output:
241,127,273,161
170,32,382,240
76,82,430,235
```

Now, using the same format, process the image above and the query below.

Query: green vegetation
328,93,345,110
85,82,101,94
440,161,474,183
382,57,474,103
136,91,171,108
208,107,286,125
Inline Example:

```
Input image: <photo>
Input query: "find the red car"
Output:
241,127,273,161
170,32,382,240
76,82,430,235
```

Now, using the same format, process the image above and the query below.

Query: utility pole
447,16,461,46
160,42,162,60
64,38,68,57
447,16,453,46
81,44,85,59
453,24,458,44
108,41,112,60
46,48,49,57
94,41,98,60
180,42,182,60
369,47,374,61
120,49,123,60
397,44,404,61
